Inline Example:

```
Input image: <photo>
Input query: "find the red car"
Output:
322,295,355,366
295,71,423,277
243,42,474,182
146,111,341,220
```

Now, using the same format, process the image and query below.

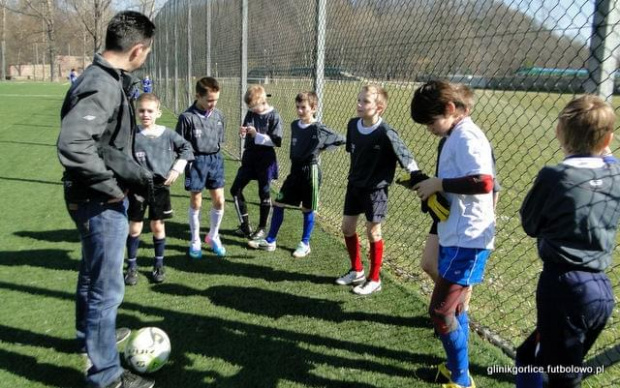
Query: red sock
368,240,384,281
344,234,363,272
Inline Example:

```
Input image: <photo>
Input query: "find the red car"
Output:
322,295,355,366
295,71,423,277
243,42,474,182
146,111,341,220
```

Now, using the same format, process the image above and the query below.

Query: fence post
240,0,248,159
206,0,212,77
187,0,193,106
165,10,170,107
314,0,326,121
173,1,179,114
585,0,619,101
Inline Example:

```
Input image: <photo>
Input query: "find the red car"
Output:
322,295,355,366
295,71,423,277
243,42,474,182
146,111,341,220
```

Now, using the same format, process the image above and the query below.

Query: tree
65,0,113,55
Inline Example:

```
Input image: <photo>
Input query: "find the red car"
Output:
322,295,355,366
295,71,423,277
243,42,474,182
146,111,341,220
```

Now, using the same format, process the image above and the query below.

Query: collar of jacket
92,53,139,95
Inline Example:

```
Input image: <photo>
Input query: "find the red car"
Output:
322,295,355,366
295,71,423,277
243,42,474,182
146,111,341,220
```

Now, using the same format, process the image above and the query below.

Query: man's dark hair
105,11,156,52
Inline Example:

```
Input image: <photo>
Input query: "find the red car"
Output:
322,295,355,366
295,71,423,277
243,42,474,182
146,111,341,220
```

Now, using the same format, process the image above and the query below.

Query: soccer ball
124,327,171,374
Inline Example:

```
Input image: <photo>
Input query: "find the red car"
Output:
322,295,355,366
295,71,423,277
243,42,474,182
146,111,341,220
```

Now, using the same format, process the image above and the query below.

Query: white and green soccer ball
124,327,171,374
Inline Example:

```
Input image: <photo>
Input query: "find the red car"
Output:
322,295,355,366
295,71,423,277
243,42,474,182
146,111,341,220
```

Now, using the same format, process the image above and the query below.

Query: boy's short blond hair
136,92,160,106
361,84,388,110
244,85,267,107
557,95,615,155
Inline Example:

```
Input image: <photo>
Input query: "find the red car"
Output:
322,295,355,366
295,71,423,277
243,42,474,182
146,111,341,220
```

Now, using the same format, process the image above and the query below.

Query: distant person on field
176,77,227,259
124,93,193,286
57,10,156,388
231,84,283,240
142,74,153,93
410,80,496,388
516,95,620,388
69,68,78,85
248,91,345,257
335,84,425,295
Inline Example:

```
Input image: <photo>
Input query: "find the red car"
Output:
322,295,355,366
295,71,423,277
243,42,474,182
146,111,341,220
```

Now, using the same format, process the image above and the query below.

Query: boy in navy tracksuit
248,91,345,257
517,95,620,388
231,85,283,240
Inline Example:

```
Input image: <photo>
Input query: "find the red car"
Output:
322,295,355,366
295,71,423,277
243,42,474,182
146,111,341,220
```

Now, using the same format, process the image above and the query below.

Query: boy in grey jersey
177,77,227,258
125,93,194,285
517,95,620,388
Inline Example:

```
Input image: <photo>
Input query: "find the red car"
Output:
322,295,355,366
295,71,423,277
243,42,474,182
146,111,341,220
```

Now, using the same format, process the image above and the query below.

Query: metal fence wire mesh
147,0,620,385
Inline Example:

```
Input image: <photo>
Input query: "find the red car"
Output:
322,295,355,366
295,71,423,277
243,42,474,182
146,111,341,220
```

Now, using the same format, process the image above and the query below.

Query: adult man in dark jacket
57,11,156,388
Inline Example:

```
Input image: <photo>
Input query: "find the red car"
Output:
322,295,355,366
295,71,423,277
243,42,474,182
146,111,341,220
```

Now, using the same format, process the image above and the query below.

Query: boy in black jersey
231,85,283,239
248,92,345,257
516,95,620,388
177,77,227,259
336,84,423,295
125,93,194,285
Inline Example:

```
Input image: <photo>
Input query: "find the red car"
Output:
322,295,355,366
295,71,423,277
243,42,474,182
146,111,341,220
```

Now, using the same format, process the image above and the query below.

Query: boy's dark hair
105,11,155,53
557,95,615,155
295,91,318,109
196,77,220,96
410,80,470,125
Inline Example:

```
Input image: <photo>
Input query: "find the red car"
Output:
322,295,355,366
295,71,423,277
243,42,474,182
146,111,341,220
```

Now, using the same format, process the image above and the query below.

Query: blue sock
301,211,314,244
126,235,140,265
515,359,543,388
457,311,469,344
153,237,165,268
266,206,284,244
439,326,470,386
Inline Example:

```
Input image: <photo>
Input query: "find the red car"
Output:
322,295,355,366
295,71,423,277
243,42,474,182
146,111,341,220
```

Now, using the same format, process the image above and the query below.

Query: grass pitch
0,82,516,387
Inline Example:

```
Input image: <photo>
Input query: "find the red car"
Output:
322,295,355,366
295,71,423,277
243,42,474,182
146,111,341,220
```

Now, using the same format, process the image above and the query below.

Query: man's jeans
68,199,128,387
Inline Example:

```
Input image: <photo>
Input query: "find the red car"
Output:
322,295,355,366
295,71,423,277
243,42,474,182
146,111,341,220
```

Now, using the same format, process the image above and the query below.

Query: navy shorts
343,185,388,223
276,164,321,210
127,185,173,221
238,148,278,182
185,153,225,192
533,267,613,384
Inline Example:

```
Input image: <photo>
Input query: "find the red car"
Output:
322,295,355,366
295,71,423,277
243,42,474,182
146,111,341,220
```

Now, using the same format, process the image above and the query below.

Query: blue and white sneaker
188,246,203,260
205,235,226,257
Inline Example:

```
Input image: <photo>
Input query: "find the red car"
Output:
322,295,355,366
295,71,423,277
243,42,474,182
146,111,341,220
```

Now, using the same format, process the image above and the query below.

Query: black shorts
343,185,388,223
276,164,321,210
128,185,173,221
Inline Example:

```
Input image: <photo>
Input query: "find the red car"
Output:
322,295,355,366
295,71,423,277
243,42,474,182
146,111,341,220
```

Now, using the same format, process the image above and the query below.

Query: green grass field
0,82,519,388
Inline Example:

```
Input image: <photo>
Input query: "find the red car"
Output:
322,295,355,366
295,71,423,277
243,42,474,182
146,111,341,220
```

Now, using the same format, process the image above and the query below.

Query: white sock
189,207,201,248
209,208,224,240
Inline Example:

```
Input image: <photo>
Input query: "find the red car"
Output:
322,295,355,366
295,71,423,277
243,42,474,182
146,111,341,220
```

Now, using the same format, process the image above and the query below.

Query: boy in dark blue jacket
517,95,620,388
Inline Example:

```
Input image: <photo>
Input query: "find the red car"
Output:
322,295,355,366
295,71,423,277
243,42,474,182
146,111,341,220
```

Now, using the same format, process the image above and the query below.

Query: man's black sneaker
151,266,166,283
250,228,266,240
124,268,138,286
102,370,155,388
234,222,253,238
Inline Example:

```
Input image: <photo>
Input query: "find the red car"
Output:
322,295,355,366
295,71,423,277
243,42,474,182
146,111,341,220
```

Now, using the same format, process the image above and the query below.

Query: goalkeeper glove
422,192,450,222
395,170,430,188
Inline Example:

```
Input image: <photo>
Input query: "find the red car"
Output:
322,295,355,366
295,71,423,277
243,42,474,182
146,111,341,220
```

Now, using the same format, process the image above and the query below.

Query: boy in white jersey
411,80,495,388
125,93,194,285
336,84,425,295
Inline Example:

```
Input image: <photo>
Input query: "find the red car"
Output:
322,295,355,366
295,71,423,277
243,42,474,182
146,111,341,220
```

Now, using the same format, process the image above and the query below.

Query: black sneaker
115,327,131,344
151,266,166,283
250,228,266,240
124,268,138,286
234,222,253,238
102,370,154,388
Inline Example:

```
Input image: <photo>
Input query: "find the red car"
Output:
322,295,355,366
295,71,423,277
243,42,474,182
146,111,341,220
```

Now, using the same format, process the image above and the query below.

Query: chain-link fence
147,0,620,385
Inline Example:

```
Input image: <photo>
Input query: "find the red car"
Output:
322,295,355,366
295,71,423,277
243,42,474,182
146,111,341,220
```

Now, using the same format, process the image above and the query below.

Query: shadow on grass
0,175,63,186
154,283,433,329
0,249,77,271
0,348,84,388
0,280,446,388
163,252,336,284
15,229,79,243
